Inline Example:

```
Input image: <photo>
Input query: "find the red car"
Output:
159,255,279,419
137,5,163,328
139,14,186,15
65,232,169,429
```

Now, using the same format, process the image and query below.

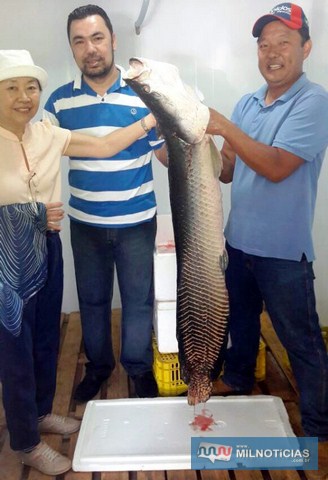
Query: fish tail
187,371,212,406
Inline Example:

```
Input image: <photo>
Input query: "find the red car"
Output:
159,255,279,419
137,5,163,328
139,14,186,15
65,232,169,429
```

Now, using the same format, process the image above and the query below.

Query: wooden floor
0,310,309,480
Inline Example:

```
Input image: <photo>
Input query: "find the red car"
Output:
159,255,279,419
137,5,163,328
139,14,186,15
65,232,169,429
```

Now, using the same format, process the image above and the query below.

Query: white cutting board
73,395,295,471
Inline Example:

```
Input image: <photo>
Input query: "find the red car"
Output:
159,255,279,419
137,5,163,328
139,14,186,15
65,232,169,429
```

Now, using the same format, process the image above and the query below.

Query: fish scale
168,136,229,405
124,57,230,405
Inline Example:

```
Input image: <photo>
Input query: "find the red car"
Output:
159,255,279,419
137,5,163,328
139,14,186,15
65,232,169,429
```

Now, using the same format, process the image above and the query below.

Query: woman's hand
45,201,64,231
144,112,157,130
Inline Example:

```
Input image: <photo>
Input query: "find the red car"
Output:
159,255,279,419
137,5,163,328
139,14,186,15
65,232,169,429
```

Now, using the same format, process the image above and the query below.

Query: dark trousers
222,242,328,440
0,233,63,450
70,218,156,378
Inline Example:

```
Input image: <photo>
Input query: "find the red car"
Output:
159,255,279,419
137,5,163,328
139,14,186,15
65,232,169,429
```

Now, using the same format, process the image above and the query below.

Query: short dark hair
298,26,310,45
67,4,113,40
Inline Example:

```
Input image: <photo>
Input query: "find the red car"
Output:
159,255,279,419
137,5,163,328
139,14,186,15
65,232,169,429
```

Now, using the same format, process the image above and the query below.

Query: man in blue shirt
44,5,167,402
207,4,328,479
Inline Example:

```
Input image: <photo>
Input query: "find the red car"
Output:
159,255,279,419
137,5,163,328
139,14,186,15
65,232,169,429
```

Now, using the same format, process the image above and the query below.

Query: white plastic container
153,301,178,353
156,214,175,246
73,395,295,472
154,214,177,301
153,250,177,301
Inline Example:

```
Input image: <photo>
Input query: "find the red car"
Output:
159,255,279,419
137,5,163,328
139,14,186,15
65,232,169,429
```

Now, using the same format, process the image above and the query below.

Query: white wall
1,0,328,324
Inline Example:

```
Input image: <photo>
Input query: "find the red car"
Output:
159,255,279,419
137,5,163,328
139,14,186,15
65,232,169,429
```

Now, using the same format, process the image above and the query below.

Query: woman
0,49,157,476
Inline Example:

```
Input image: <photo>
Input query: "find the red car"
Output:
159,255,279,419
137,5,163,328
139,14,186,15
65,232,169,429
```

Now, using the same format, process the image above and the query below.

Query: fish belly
167,135,229,405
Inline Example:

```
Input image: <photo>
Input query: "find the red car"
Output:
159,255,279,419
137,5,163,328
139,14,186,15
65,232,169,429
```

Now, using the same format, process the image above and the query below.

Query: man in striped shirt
44,4,167,402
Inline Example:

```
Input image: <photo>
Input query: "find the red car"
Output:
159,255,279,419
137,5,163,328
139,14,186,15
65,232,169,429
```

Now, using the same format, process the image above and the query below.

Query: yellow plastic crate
255,339,266,382
152,338,188,396
153,337,266,396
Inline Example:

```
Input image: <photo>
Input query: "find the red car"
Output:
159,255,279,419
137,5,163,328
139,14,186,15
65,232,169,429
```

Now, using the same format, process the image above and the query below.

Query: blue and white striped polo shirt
43,66,163,228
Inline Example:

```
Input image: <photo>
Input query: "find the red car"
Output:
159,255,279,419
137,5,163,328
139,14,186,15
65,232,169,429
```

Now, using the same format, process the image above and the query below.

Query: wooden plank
268,470,302,480
54,313,82,415
284,402,304,437
107,310,129,400
0,308,309,480
101,472,129,480
65,435,92,480
0,430,24,480
58,312,92,480
100,313,138,480
167,470,198,480
252,384,264,395
27,313,83,480
233,470,265,480
201,469,230,479
52,313,82,411
70,310,128,480
0,314,74,480
136,471,166,480
69,312,94,419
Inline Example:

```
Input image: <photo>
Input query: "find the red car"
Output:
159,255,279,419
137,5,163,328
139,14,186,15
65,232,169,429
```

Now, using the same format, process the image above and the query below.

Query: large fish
124,58,229,405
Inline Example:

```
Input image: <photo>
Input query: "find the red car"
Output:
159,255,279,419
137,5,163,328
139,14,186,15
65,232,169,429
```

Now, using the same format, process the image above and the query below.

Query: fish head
124,57,209,144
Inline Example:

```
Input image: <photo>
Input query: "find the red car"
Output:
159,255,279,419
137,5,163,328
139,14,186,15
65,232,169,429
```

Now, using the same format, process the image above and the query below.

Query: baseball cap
252,3,309,38
0,50,48,89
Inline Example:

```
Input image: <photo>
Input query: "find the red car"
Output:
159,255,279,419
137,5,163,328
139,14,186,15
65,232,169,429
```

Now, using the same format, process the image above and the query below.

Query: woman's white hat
0,50,48,89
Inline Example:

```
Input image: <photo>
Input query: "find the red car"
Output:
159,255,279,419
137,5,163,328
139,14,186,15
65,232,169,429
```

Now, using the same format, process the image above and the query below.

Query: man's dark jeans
222,242,328,440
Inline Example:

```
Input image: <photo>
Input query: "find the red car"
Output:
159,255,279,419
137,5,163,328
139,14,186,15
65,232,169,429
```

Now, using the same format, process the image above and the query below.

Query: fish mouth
125,57,151,81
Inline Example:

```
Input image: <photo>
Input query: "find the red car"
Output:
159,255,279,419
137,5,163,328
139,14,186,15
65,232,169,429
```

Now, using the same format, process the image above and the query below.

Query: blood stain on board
190,408,217,432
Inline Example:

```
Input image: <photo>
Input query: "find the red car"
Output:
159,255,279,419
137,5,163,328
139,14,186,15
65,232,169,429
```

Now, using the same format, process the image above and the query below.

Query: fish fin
208,135,223,178
219,249,229,272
